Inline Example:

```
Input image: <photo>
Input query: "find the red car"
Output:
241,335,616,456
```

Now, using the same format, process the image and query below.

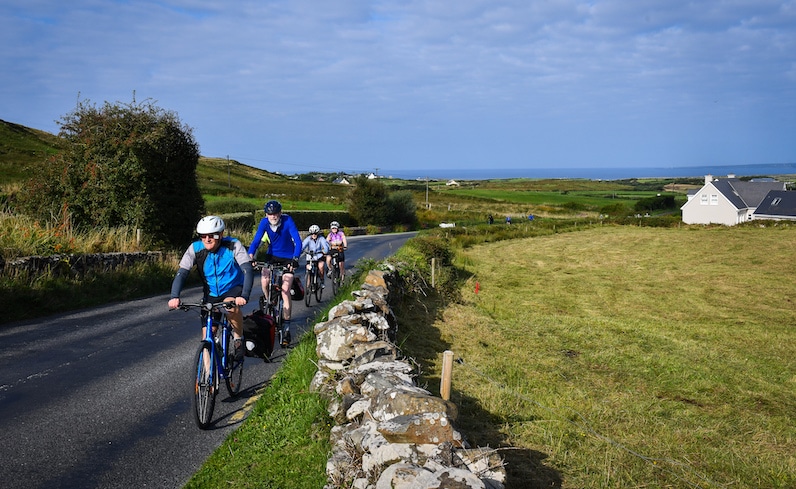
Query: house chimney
705,174,713,185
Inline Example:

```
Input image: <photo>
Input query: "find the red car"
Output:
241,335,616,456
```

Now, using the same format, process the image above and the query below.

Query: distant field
404,224,796,488
445,188,682,208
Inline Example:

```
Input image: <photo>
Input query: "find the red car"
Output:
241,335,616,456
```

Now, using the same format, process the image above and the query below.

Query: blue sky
2,1,795,178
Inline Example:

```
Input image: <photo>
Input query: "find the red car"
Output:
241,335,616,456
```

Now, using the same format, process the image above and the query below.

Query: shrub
206,199,258,214
347,176,389,225
17,98,203,248
634,194,676,212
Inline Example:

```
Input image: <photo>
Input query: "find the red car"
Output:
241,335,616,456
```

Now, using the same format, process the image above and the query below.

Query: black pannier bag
242,309,275,361
290,275,305,301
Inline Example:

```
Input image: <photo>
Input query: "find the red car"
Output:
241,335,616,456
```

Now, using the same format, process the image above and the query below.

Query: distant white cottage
446,179,459,186
681,174,786,225
333,177,350,185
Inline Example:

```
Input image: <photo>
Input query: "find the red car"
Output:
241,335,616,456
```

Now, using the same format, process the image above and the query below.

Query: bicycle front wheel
223,331,244,397
192,342,218,429
331,266,340,295
304,269,313,307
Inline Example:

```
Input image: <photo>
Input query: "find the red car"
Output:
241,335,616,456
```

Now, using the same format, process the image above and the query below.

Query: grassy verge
396,225,796,488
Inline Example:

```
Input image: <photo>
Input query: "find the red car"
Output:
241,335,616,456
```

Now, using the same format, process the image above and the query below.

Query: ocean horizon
381,163,796,181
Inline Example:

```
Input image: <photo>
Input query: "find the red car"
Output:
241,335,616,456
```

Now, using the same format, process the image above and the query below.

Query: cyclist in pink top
325,221,348,280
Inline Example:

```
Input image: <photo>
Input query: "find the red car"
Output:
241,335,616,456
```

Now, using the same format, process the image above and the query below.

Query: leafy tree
347,177,417,227
386,190,418,227
19,98,204,247
347,176,389,225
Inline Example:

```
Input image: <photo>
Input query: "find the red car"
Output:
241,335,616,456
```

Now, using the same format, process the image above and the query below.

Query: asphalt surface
0,232,415,489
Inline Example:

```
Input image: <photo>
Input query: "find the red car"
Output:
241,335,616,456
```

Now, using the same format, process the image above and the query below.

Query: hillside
0,119,286,192
0,119,67,183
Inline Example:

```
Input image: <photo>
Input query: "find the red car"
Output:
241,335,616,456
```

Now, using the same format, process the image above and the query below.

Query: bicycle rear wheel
192,342,218,429
315,269,323,302
223,330,244,397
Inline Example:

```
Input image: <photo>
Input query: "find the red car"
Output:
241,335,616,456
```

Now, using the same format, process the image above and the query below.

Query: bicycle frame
304,253,324,305
196,302,238,385
253,262,290,343
305,253,323,280
260,263,285,316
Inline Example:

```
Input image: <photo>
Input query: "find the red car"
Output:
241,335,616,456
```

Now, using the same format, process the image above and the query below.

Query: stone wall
310,267,506,489
2,251,165,276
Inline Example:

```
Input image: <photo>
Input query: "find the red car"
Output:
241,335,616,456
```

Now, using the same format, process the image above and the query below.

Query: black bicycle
328,247,346,295
178,300,244,429
253,261,291,348
304,252,324,306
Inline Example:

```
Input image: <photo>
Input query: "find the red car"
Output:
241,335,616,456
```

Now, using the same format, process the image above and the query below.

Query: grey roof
712,178,786,209
753,191,796,218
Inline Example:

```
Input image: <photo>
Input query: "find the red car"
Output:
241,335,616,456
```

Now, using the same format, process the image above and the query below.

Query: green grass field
398,224,796,488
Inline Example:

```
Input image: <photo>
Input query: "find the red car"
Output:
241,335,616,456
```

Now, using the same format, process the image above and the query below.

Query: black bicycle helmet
264,200,282,214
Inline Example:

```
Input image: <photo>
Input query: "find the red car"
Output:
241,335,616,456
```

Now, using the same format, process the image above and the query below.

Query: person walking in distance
168,216,254,360
248,200,302,347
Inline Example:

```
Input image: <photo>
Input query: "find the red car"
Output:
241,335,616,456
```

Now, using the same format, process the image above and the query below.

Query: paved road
0,232,415,489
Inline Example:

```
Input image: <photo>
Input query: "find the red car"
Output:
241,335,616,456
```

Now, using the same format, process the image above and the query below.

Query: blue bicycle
178,300,245,429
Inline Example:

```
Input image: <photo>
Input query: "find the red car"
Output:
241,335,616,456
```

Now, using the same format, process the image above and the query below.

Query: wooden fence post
431,257,436,288
440,350,454,401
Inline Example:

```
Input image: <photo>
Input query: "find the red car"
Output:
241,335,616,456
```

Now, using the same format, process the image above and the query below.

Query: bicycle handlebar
251,261,293,271
176,300,236,313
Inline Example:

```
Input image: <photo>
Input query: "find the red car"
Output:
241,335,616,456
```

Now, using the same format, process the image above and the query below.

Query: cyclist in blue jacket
302,224,330,288
248,200,302,346
168,216,254,360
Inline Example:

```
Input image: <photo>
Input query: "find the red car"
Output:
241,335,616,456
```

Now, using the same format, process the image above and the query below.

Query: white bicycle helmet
196,215,225,234
309,224,321,234
330,221,340,229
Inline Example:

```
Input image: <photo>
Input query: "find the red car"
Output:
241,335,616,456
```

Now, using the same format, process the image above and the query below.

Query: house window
700,194,708,205
710,194,718,205
772,197,782,206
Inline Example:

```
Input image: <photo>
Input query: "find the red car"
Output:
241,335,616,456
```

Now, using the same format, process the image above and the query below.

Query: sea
382,163,796,181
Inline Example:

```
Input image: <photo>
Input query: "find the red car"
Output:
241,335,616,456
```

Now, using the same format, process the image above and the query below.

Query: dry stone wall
310,267,506,489
2,252,165,276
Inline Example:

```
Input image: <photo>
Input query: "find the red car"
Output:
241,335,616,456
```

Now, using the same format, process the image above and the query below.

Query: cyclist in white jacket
301,224,330,287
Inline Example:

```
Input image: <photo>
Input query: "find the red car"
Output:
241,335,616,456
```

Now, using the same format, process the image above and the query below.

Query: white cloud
1,0,794,173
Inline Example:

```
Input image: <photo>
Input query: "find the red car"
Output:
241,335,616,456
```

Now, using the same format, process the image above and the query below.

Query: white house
681,174,786,225
446,179,459,186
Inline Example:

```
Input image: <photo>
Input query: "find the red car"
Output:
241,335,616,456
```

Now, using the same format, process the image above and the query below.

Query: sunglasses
199,234,220,240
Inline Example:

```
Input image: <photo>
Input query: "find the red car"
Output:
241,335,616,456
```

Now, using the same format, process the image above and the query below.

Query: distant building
446,179,459,186
681,174,786,225
333,177,350,185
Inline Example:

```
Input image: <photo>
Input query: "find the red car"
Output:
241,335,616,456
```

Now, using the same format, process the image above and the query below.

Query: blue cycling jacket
171,237,254,300
248,214,302,260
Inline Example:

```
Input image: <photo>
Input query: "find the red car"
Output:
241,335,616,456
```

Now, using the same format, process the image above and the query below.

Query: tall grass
1,210,148,258
395,225,796,488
